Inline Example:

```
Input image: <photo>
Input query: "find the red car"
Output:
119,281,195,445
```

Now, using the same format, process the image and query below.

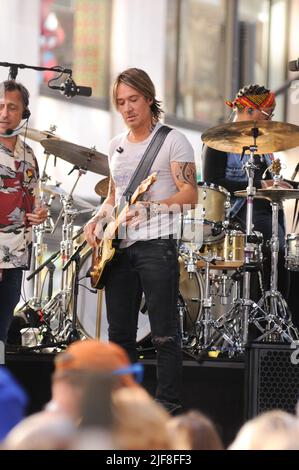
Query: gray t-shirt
108,123,195,246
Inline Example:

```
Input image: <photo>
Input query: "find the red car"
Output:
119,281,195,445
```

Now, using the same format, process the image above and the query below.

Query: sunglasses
247,107,275,120
112,363,144,384
260,109,275,119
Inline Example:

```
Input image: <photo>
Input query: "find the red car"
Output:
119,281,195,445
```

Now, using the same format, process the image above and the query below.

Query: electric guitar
90,172,157,289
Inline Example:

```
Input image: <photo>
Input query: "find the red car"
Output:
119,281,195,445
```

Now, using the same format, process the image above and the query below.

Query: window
165,0,279,127
40,0,111,106
238,0,270,87
165,0,227,126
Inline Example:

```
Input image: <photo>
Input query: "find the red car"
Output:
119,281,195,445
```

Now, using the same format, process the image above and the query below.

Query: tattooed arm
127,162,198,226
152,161,198,209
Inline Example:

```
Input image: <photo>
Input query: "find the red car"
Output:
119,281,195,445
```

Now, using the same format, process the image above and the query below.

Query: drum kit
14,121,299,359
178,120,299,358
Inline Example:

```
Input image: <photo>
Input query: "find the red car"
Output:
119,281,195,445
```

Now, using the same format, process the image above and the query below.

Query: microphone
291,162,299,181
116,146,124,153
0,120,28,138
289,59,299,72
50,77,92,98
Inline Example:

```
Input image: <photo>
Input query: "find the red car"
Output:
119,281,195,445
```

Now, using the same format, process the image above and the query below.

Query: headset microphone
0,119,28,138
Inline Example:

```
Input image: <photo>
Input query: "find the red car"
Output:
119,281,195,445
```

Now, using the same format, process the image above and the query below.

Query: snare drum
197,231,262,270
182,183,230,245
285,233,299,271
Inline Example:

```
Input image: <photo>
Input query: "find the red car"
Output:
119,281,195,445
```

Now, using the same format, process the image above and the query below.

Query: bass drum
178,256,204,337
77,250,204,343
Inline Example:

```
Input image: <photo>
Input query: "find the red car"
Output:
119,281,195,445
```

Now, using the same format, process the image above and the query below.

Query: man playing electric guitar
84,68,197,414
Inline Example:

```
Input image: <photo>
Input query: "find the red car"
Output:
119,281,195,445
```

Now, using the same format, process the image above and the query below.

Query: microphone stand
27,249,60,281
62,241,87,343
46,262,56,302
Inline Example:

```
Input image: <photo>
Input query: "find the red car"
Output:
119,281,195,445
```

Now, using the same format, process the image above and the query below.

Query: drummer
202,84,291,301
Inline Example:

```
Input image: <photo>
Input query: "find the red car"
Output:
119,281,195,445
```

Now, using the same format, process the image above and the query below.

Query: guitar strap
122,125,172,203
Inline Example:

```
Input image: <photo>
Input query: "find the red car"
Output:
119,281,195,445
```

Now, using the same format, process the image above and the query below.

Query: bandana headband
225,92,276,111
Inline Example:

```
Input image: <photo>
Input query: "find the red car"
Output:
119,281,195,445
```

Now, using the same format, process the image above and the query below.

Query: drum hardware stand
42,168,93,342
177,245,200,347
178,294,193,348
240,142,263,347
14,149,55,319
17,229,85,350
201,266,244,355
193,253,228,353
60,240,87,343
199,136,269,353
251,195,299,344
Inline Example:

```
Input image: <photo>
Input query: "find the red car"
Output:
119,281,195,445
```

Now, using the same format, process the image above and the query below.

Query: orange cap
54,340,138,388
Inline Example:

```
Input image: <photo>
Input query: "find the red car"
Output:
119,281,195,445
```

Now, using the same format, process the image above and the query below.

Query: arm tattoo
175,163,197,188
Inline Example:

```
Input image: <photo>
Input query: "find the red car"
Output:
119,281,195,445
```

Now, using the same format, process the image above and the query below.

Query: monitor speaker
245,342,299,419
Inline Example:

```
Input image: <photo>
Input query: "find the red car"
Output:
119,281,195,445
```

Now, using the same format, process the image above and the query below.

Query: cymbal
94,177,109,198
41,184,96,209
202,120,299,154
41,139,110,176
235,187,299,202
20,127,60,142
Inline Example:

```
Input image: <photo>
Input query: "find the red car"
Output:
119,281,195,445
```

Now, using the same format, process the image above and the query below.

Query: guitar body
90,172,157,289
91,237,117,289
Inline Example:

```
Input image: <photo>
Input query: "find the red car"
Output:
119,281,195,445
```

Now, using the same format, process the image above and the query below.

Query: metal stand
252,198,299,343
40,168,91,344
241,143,261,347
17,147,55,313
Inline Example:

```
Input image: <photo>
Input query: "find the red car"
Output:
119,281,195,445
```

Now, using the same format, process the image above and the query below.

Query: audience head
167,410,224,450
4,411,76,450
229,409,299,450
0,366,28,441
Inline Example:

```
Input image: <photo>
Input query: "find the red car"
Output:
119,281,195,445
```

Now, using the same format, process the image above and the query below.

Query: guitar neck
105,201,130,240
104,172,157,240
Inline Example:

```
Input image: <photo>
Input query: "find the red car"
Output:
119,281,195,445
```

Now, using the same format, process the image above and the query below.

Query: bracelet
150,202,161,218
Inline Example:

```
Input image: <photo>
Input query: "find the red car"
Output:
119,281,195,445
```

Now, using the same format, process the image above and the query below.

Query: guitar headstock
132,172,157,202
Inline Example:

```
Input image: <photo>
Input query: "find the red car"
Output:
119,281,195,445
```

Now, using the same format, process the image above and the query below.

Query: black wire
47,70,65,89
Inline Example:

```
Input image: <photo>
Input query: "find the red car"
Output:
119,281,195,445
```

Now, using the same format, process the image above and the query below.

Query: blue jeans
105,239,182,408
0,268,23,343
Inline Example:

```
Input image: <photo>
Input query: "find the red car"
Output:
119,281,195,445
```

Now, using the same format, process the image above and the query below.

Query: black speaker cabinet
245,342,299,419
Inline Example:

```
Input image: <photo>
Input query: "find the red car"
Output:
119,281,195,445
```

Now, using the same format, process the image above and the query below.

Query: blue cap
0,366,28,441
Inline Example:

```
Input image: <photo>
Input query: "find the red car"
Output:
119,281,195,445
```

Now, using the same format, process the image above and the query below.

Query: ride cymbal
41,139,110,176
235,187,299,202
20,127,60,142
94,177,109,198
202,120,299,154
